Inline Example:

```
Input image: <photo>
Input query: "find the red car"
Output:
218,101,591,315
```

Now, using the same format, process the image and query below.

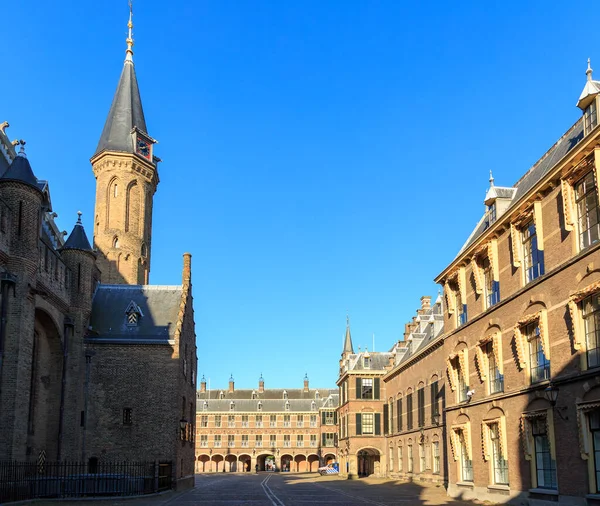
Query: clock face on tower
136,137,151,160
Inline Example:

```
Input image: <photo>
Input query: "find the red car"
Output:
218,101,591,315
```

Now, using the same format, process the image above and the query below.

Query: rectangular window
522,220,544,283
270,415,277,427
457,360,468,403
397,398,403,432
241,434,249,447
297,435,303,447
242,415,249,427
284,415,291,427
362,413,374,435
407,393,413,430
483,257,500,308
586,100,598,133
456,286,467,326
526,322,550,383
256,435,263,447
389,446,394,472
123,408,132,426
407,444,413,473
310,434,317,447
324,433,335,447
228,415,235,428
270,435,276,447
485,341,504,394
284,435,291,447
200,435,208,447
200,415,208,428
417,388,425,428
419,443,425,472
490,423,509,485
583,294,600,369
590,411,600,492
227,435,235,448
488,202,497,226
214,415,221,428
432,441,440,474
297,414,304,427
214,435,221,447
430,382,439,423
531,417,557,489
576,171,600,250
460,432,473,482
325,410,335,425
398,446,403,472
361,378,373,399
256,415,263,428
310,414,317,427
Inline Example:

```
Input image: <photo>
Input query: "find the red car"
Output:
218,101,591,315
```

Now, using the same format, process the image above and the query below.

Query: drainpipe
0,272,16,402
81,350,95,463
57,316,74,461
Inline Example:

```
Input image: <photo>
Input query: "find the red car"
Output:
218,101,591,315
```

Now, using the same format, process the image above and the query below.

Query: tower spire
587,58,593,82
125,1,134,63
343,314,354,354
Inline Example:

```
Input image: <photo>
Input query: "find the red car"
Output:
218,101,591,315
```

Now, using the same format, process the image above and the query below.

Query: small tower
91,3,159,285
303,373,309,392
577,58,600,134
258,373,265,394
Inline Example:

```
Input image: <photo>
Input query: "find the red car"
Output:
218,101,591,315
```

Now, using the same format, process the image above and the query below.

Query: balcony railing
256,422,263,428
310,442,317,447
310,422,317,427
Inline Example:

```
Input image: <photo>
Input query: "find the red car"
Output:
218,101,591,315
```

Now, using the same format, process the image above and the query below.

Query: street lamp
432,412,440,426
544,383,568,420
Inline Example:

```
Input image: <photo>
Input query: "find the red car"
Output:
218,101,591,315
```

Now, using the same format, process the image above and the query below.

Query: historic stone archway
280,453,293,472
239,454,251,472
225,454,237,472
307,454,320,472
295,454,307,472
211,454,224,472
197,454,210,473
356,447,381,477
323,453,336,465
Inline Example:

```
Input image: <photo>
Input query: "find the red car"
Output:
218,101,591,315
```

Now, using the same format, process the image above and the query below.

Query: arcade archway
357,447,381,477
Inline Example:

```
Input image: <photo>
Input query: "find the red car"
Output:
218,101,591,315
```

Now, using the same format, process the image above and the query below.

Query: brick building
195,375,338,473
383,295,447,485
0,7,196,489
433,61,600,504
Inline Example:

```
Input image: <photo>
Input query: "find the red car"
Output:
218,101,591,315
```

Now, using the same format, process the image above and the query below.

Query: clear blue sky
2,1,592,389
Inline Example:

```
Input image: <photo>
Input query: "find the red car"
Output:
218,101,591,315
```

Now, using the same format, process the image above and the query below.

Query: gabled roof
62,213,93,252
88,285,183,344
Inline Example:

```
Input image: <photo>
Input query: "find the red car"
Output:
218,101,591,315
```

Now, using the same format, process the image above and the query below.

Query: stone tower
90,6,159,285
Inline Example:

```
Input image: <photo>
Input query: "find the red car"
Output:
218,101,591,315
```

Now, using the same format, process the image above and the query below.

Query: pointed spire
62,211,93,251
94,1,151,157
343,314,354,354
587,58,593,82
125,1,134,63
2,140,40,190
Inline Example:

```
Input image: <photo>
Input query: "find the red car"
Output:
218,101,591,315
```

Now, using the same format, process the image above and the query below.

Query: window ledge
488,484,510,492
530,488,559,496
456,481,474,488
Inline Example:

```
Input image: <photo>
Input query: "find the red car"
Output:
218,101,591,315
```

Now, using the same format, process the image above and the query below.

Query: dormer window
315,391,320,400
285,401,290,411
585,100,598,133
487,202,497,226
230,401,235,411
363,357,371,369
219,391,225,399
125,300,143,326
283,390,288,400
252,391,257,399
258,401,263,411
311,401,316,411
203,401,208,411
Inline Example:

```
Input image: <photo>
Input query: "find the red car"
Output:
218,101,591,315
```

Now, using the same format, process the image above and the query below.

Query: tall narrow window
398,446,403,472
389,445,394,472
397,397,403,432
114,183,118,198
430,381,439,423
522,220,544,283
460,431,473,482
485,341,504,394
490,423,509,485
362,413,374,435
586,100,598,133
457,360,468,403
123,408,132,425
583,294,600,369
361,378,373,399
575,171,600,250
407,444,413,473
432,441,440,474
417,387,425,428
456,286,467,326
526,322,550,383
533,417,557,489
483,257,500,308
406,393,413,430
487,202,497,226
419,443,425,472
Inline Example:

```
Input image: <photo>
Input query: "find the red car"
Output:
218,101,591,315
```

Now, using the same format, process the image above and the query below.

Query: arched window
113,237,119,249
141,243,147,257
113,184,118,198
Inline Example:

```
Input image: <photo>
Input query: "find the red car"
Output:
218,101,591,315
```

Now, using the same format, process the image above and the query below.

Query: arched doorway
295,454,307,472
307,454,320,472
280,454,293,472
323,453,336,465
257,453,276,471
28,310,63,461
197,455,210,473
239,454,251,472
212,454,224,472
225,454,237,472
357,447,381,477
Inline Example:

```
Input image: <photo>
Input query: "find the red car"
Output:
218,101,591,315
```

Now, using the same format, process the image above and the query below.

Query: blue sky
2,1,592,389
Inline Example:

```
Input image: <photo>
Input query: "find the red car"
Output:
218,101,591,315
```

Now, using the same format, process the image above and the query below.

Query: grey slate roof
62,215,92,252
197,390,339,413
1,151,40,191
197,388,337,401
94,61,148,157
88,284,182,344
458,118,584,255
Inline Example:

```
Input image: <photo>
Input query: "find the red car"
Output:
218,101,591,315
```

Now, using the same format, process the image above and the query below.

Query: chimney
228,374,234,393
303,373,309,392
182,252,192,285
258,374,264,394
421,295,431,310
200,375,206,393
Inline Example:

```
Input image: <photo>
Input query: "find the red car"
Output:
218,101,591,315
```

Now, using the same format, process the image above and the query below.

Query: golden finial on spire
125,0,134,63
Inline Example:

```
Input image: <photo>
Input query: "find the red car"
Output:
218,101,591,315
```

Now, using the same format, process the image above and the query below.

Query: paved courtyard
36,473,494,506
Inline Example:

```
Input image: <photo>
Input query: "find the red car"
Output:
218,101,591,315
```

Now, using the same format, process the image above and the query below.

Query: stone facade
433,64,600,505
195,376,338,473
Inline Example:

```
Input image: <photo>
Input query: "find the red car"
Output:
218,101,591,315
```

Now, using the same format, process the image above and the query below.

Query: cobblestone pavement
35,473,495,505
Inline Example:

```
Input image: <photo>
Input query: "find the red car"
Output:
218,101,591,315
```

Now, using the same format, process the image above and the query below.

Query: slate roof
94,61,148,157
198,388,337,401
457,118,584,256
62,214,92,252
1,150,40,191
197,390,339,413
88,285,182,344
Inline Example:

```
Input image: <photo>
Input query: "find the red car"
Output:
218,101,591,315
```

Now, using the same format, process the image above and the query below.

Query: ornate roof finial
587,58,593,82
346,314,350,327
489,169,494,187
17,140,26,158
77,210,82,224
125,0,134,63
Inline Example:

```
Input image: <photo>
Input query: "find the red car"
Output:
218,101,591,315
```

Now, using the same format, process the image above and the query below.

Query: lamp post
544,383,568,420
179,418,188,441
432,412,440,426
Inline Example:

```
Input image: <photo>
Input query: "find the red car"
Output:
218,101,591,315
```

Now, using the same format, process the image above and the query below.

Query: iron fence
0,460,172,503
